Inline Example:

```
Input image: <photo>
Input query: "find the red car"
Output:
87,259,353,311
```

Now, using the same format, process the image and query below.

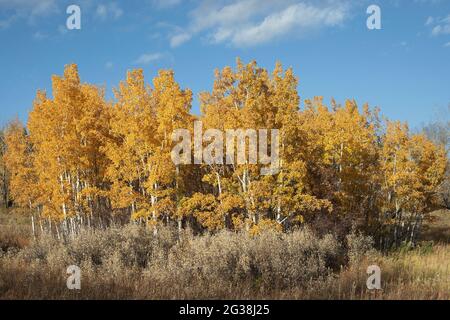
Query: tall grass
0,224,448,300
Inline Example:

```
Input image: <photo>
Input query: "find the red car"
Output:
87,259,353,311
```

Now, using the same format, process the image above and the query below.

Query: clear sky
0,0,449,128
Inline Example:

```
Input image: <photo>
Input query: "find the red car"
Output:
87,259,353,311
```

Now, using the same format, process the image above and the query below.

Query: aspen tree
105,69,155,221
4,120,39,237
0,130,9,208
26,65,111,235
2,59,447,241
381,121,447,246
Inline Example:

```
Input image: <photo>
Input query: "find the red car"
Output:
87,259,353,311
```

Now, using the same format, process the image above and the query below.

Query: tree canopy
3,60,447,246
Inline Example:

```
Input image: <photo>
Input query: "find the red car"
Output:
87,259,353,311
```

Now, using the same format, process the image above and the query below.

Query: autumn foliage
3,60,447,247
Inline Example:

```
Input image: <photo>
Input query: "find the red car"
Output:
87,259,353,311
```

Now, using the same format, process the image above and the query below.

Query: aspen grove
3,60,447,248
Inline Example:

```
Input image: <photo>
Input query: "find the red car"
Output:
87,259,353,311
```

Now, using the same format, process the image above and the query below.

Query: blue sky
0,0,449,129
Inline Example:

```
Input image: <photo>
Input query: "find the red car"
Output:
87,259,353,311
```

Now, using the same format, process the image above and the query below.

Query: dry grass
420,209,450,244
300,244,449,300
0,208,449,300
0,207,30,252
0,226,448,299
0,226,341,299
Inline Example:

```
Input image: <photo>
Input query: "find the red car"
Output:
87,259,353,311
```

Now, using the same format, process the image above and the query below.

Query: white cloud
0,0,58,24
170,32,192,47
0,15,17,29
95,2,123,21
105,61,114,69
134,53,163,65
57,24,68,35
0,0,125,27
33,31,48,40
168,0,351,48
153,0,181,9
0,0,58,15
414,0,445,4
425,14,450,49
432,24,450,36
427,14,450,36
229,3,347,47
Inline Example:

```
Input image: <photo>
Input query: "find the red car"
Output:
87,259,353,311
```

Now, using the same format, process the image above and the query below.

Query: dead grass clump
0,224,448,300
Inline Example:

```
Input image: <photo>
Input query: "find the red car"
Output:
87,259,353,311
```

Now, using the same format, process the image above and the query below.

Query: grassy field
420,209,450,244
0,207,449,300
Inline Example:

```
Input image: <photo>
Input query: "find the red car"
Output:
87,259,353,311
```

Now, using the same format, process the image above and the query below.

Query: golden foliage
2,60,447,238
